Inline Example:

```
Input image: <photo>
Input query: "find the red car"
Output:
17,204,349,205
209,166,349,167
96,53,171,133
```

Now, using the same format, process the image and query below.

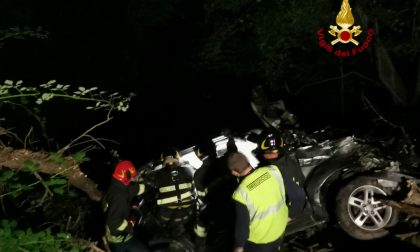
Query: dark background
1,1,420,250
1,0,419,180
1,0,262,159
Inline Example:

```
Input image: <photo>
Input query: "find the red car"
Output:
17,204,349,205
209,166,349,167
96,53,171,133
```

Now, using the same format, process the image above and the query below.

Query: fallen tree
0,146,102,201
0,80,134,202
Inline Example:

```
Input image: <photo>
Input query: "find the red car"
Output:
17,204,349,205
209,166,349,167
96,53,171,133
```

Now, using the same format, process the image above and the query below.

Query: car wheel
335,176,399,240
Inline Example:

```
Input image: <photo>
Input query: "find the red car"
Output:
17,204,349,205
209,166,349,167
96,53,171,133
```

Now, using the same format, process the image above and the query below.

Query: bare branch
0,127,23,145
2,101,51,148
373,30,408,106
32,171,53,197
24,127,34,150
58,113,113,155
289,71,379,95
68,138,119,151
361,92,399,128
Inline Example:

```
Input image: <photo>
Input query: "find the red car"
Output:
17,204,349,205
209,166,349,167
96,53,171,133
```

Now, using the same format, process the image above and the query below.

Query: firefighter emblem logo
317,0,374,57
328,0,361,45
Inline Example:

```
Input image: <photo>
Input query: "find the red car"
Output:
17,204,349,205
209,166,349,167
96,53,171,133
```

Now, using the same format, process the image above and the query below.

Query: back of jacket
153,164,195,208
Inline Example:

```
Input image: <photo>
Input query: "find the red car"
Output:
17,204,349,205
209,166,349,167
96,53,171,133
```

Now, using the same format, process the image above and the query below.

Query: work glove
194,224,207,252
131,204,142,219
125,220,134,234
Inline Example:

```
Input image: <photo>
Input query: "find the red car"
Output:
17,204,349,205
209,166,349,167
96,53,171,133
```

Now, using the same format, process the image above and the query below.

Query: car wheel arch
305,164,367,219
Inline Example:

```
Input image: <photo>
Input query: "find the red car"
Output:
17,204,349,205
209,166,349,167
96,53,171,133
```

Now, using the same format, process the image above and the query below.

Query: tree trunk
0,146,102,201
374,38,408,107
412,57,420,105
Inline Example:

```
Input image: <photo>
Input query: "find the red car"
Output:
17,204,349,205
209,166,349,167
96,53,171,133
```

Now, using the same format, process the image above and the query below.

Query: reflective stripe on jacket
103,180,144,244
105,225,133,243
153,164,195,208
232,165,288,244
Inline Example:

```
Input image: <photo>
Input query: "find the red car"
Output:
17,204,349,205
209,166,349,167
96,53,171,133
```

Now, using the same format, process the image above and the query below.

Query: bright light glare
180,151,203,169
235,139,259,167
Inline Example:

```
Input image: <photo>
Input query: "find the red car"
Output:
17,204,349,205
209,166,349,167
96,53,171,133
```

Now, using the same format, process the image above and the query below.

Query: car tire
335,176,399,240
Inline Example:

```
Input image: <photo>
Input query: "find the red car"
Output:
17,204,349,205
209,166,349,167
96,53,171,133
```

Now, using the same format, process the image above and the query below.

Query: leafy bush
0,220,88,252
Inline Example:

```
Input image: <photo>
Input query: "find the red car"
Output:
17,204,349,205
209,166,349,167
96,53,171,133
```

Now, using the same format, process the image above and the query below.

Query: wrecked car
137,125,420,250
248,86,420,240
134,88,420,251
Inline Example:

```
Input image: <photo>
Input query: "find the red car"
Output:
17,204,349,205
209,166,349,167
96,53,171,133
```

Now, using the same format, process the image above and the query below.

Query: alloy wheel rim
347,185,393,231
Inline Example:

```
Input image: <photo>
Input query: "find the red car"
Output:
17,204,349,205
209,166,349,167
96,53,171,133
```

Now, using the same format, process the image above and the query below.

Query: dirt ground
283,223,420,252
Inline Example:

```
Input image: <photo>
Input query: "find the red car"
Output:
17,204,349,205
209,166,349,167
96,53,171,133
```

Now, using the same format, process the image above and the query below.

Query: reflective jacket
152,163,195,209
232,165,288,244
103,179,145,243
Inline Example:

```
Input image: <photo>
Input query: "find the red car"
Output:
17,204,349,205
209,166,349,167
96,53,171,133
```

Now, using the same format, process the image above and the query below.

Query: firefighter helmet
258,130,284,154
112,160,137,185
194,139,216,160
161,147,180,166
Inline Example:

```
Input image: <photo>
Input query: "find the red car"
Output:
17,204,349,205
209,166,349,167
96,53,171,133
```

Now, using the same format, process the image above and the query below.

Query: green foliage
0,220,86,252
0,170,14,182
45,177,67,195
0,26,48,44
44,178,67,186
0,79,135,112
0,168,68,199
71,151,90,163
23,160,40,172
0,170,29,198
0,22,133,250
48,152,65,164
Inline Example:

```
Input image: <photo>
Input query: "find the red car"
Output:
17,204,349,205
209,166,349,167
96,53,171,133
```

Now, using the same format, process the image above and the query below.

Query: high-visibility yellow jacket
232,165,288,244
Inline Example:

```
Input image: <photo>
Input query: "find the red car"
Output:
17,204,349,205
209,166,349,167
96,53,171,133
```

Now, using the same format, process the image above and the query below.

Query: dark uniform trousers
243,236,284,252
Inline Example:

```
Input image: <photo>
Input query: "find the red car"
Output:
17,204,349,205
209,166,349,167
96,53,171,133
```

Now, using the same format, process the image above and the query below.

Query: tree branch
0,147,102,201
58,112,113,155
32,171,53,197
289,71,379,95
361,92,400,128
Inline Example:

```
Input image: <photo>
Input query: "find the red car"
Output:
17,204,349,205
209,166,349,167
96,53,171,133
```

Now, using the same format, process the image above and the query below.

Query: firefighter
193,139,217,243
257,130,306,219
192,137,238,251
103,160,149,252
228,152,288,252
150,147,195,238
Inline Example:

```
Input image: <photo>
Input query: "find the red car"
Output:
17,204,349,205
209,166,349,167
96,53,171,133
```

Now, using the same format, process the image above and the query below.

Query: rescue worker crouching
228,152,288,252
103,160,150,252
151,147,195,238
